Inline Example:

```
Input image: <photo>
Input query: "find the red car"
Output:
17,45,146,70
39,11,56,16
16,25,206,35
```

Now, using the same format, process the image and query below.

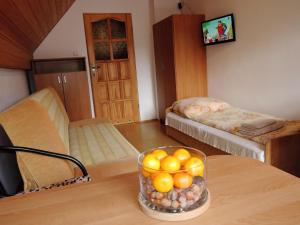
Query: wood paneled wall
0,0,75,69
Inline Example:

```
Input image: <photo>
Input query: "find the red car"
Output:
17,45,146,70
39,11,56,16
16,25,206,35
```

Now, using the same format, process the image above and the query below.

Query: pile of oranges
142,148,205,193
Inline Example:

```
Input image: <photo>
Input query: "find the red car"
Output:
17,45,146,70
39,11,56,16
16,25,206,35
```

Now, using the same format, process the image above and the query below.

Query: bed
165,97,300,176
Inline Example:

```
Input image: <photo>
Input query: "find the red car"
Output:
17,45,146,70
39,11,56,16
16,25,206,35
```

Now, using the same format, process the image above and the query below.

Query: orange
173,148,191,165
152,172,174,192
184,157,205,177
142,169,151,177
150,172,160,180
152,149,168,160
161,156,181,173
142,154,160,173
173,172,193,189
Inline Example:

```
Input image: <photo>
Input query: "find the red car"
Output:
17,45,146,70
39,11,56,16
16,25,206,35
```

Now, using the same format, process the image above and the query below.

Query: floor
116,120,181,152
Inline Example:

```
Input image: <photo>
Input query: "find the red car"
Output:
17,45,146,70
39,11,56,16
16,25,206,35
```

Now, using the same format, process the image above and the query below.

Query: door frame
83,13,140,123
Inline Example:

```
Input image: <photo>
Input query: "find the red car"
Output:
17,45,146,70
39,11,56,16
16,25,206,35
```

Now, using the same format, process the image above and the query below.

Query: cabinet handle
57,76,61,84
63,75,67,83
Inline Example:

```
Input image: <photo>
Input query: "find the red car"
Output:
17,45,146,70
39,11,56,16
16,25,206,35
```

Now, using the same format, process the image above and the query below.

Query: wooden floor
116,120,181,152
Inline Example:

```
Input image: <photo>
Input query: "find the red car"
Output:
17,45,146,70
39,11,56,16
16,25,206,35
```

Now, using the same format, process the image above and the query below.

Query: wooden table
1,156,300,225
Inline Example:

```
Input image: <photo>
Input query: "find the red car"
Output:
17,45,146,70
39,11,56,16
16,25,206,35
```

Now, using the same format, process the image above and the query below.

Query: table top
1,155,300,225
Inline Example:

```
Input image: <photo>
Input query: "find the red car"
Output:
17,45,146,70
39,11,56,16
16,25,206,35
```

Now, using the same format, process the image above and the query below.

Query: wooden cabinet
34,72,65,102
32,58,91,121
153,15,207,122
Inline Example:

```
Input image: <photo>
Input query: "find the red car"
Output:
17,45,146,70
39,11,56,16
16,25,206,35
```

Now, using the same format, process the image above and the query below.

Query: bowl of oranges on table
138,146,210,221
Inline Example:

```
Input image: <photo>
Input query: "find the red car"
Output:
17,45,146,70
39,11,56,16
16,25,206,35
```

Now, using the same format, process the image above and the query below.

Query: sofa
0,88,139,192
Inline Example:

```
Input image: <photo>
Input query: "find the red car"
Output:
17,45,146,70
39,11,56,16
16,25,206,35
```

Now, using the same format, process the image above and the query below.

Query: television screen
201,14,236,46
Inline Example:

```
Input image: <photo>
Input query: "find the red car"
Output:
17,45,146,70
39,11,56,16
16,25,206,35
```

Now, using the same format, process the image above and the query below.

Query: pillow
172,97,199,116
183,104,211,118
172,97,230,118
0,99,74,191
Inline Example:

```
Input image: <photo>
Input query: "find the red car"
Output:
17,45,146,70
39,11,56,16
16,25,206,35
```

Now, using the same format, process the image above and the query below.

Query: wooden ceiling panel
0,0,75,69
13,1,46,43
0,37,31,69
0,17,32,54
0,3,36,51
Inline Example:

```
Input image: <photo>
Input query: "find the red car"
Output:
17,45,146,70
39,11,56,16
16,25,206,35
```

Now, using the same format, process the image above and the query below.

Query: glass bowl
138,146,208,213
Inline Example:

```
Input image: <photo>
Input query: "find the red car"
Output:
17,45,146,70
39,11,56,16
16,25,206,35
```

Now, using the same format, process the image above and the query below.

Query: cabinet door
172,15,207,99
62,71,91,121
34,73,65,104
153,17,176,121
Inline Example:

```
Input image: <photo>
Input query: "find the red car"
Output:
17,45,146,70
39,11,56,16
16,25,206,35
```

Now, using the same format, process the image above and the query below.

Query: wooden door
83,13,140,124
34,73,65,104
62,71,91,121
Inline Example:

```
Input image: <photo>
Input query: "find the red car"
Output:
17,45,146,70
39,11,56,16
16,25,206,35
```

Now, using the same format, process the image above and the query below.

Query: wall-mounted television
201,14,236,46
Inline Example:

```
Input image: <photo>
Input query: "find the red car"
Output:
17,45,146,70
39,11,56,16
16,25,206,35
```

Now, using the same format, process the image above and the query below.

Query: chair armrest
0,146,88,177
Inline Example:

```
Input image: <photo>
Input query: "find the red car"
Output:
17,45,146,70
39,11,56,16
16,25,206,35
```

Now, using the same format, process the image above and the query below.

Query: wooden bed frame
166,125,300,177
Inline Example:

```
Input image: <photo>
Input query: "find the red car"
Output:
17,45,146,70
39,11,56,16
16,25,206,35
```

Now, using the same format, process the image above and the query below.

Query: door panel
34,73,65,104
123,100,135,120
123,80,132,99
95,102,110,120
94,42,110,60
111,19,126,39
84,13,140,124
112,41,128,59
108,81,122,100
95,83,109,101
110,101,123,122
119,61,130,79
96,63,108,81
107,62,119,81
62,71,91,121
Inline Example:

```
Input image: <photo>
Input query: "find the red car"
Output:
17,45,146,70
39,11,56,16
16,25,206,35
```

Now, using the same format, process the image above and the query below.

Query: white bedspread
166,112,265,162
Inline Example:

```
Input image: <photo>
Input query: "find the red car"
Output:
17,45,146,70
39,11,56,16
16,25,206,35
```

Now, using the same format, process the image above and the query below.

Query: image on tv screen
202,14,235,45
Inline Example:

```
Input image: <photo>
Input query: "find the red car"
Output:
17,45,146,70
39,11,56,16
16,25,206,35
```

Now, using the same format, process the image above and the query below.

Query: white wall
0,68,29,111
185,0,300,120
34,0,158,121
153,0,181,22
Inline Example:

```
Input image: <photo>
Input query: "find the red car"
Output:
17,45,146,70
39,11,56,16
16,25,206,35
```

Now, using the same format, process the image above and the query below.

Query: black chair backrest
0,124,24,197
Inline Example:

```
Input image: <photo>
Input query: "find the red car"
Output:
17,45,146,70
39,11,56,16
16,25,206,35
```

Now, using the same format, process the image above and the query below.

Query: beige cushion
0,99,74,191
69,120,138,166
30,88,70,154
74,158,137,181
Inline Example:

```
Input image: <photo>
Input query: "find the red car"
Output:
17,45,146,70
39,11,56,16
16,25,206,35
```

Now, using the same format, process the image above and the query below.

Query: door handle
57,76,61,84
90,64,100,76
63,75,67,83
